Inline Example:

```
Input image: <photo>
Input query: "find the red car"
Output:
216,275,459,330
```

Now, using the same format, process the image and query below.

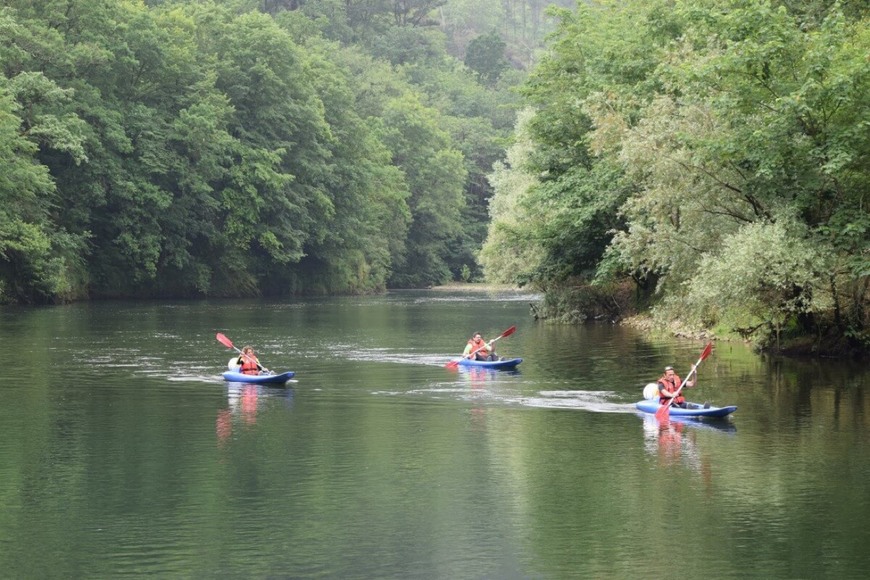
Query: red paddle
216,332,237,351
656,342,713,421
446,326,517,369
216,333,270,374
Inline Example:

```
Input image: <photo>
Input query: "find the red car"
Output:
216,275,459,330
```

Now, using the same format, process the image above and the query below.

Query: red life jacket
658,374,685,405
240,356,260,375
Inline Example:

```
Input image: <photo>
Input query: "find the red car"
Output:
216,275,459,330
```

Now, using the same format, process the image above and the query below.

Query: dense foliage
0,0,549,302
6,0,864,355
483,0,869,353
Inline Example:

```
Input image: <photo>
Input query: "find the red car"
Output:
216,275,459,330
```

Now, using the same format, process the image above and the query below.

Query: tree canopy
483,0,870,352
0,0,543,302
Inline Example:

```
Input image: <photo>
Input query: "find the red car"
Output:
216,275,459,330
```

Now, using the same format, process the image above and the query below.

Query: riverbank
435,283,866,358
621,314,864,359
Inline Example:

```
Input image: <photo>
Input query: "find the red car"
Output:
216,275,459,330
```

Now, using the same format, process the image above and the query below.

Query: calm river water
0,290,868,578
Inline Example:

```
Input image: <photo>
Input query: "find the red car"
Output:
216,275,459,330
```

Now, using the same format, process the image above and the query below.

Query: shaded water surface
0,291,868,578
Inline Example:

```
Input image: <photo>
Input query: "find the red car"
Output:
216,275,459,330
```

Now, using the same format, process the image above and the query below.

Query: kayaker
237,346,264,375
463,332,498,361
657,365,695,408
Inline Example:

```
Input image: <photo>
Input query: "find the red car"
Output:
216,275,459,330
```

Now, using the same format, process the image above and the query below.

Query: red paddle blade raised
216,333,234,349
700,342,713,361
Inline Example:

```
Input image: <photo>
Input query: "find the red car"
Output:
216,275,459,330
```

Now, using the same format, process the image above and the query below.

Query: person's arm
462,343,472,357
686,368,697,388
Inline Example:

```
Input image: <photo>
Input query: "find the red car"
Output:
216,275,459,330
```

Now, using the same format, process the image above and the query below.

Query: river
0,290,867,578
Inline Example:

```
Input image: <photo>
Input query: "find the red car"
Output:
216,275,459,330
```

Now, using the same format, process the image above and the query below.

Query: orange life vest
240,356,260,375
658,373,685,405
467,338,490,359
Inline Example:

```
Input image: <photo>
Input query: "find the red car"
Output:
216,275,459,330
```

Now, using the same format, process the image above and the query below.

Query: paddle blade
655,403,670,421
499,325,517,339
699,342,713,361
216,333,234,350
445,359,460,369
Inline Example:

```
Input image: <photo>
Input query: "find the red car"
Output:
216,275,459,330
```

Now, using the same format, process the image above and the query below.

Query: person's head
242,345,254,355
664,365,675,377
472,332,483,342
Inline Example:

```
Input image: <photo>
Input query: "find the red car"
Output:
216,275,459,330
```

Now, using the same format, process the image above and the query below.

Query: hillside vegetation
0,0,557,301
482,0,869,355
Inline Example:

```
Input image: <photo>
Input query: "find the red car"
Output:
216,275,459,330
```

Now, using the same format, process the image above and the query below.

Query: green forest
1,0,868,355
482,0,869,355
0,0,558,300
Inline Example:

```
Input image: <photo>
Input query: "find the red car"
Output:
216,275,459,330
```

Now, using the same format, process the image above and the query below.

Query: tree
501,0,869,350
0,6,90,303
464,31,509,85
0,85,75,303
379,95,467,287
480,108,545,284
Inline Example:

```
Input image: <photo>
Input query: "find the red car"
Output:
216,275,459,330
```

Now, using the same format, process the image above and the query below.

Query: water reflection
455,365,520,383
216,383,295,446
451,366,522,432
5,294,870,578
640,413,733,496
229,384,261,424
639,412,737,438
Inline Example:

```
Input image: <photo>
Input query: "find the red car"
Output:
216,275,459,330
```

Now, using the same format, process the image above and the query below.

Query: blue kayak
454,358,522,369
635,399,736,418
222,371,295,384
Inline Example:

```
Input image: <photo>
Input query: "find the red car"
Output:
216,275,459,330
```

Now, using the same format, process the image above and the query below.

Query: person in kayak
657,365,695,408
463,332,498,361
236,345,264,375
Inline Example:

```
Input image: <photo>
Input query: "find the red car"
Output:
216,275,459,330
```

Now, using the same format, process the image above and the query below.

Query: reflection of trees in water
720,354,870,430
